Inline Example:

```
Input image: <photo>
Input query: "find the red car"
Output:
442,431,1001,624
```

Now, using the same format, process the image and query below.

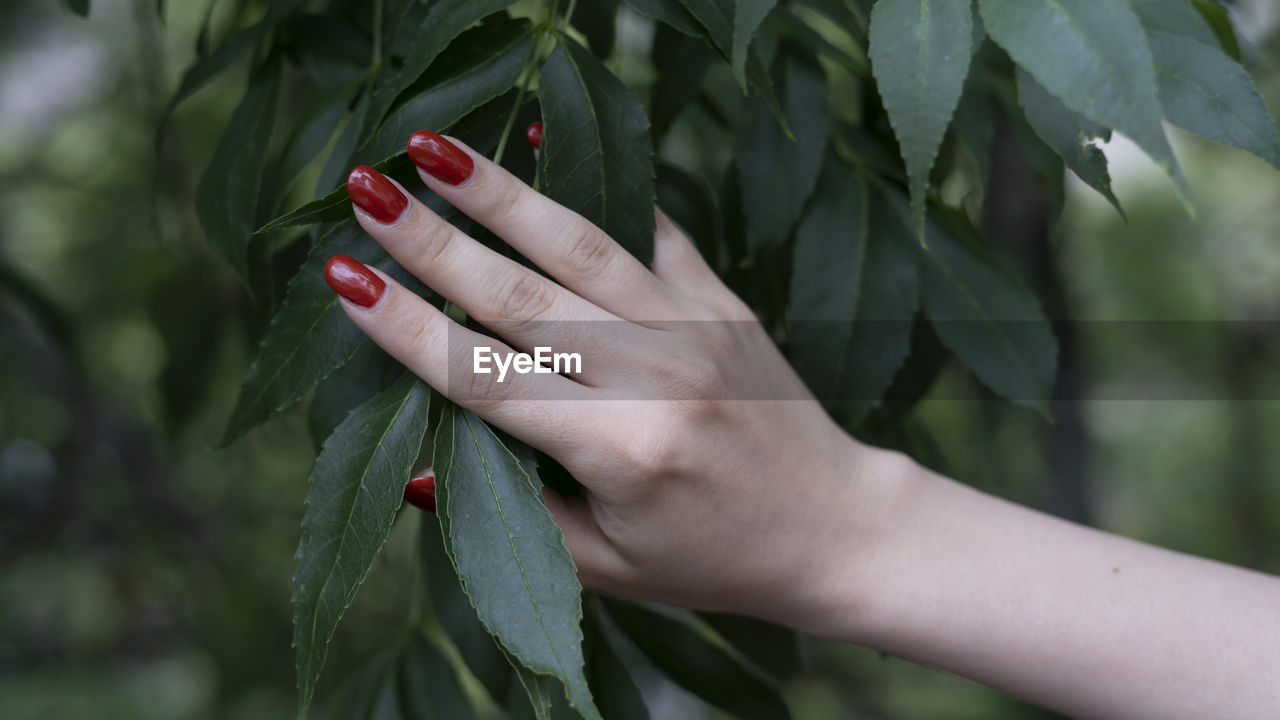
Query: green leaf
1016,68,1124,217
978,0,1192,212
735,52,827,255
696,612,800,681
886,194,1057,414
293,374,432,720
195,62,282,279
1148,31,1280,171
1130,0,1219,49
601,599,790,720
63,0,89,16
275,75,365,208
574,0,621,58
1189,0,1241,61
656,163,726,273
650,23,716,141
433,404,601,720
256,154,412,236
678,0,733,57
538,35,656,265
789,162,917,425
624,0,703,36
869,0,973,240
583,607,649,720
363,0,517,141
732,0,779,85
307,343,391,452
398,630,478,720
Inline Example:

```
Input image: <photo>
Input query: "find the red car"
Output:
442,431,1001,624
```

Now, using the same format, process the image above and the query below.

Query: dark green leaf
789,162,917,425
625,0,703,36
656,163,725,274
63,0,89,16
1016,68,1124,217
978,0,1192,211
869,0,973,239
196,62,282,279
293,374,432,720
650,23,715,141
601,599,790,720
732,0,779,85
538,36,656,265
307,343,391,452
575,0,621,58
1148,31,1280,170
583,608,649,720
275,76,364,208
363,0,517,140
735,53,827,254
950,68,994,202
257,154,410,236
432,404,601,720
677,0,733,57
398,630,477,720
1189,0,1241,61
1131,0,1220,49
696,612,800,682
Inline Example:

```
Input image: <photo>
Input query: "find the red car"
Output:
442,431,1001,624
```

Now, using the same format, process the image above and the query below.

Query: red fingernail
346,165,407,224
324,255,386,308
526,121,543,150
404,473,436,513
407,130,474,186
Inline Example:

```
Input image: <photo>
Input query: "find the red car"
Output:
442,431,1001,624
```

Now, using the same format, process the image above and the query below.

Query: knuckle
489,179,526,220
491,271,556,324
557,225,615,281
612,422,685,480
459,356,510,408
414,220,456,270
657,357,727,402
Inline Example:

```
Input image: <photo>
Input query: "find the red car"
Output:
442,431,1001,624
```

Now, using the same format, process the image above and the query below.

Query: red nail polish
346,165,407,224
324,255,386,308
404,473,436,513
526,121,543,150
407,130,475,185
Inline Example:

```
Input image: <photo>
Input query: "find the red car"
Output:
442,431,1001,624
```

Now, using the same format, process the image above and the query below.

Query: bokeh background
1,0,1277,718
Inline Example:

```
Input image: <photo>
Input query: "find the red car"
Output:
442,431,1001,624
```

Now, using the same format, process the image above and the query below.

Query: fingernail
324,255,386,308
526,121,543,150
407,130,474,186
346,165,408,224
404,473,436,513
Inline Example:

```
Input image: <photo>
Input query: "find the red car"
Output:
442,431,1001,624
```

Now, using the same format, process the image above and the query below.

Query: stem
492,0,560,164
371,0,384,71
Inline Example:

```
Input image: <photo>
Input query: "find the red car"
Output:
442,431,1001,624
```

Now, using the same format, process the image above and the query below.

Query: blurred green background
1,1,1277,718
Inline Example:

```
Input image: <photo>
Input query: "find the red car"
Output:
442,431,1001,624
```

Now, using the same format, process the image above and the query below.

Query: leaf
677,0,734,57
275,75,365,208
307,343,391,452
735,52,827,255
538,35,656,265
789,162,917,425
650,23,715,141
398,630,478,720
63,0,89,16
363,0,517,141
575,0,621,58
624,0,703,36
978,0,1192,212
195,62,282,279
601,599,790,720
696,612,800,681
885,194,1057,414
732,0,779,85
869,0,973,240
1148,31,1280,171
656,163,725,273
1189,0,1241,61
1130,0,1219,49
292,374,432,720
583,607,649,720
432,404,601,720
1016,67,1124,217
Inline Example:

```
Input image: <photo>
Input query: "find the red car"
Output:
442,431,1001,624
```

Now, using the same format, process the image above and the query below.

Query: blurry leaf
950,68,994,201
869,0,972,240
886,194,1057,414
293,374,432,720
398,630,477,720
677,0,733,57
1189,0,1241,61
538,36,656,265
63,0,89,16
1016,68,1124,217
1148,31,1280,171
583,608,649,720
196,62,282,279
656,163,725,273
625,0,703,36
279,13,371,70
363,0,516,141
735,53,826,255
1130,0,1220,50
256,153,411,236
696,612,800,681
505,665,570,720
432,404,601,720
575,0,621,58
978,0,1192,212
789,163,917,425
732,0,779,85
275,75,364,208
307,342,391,452
650,23,715,141
316,90,374,201
601,599,790,720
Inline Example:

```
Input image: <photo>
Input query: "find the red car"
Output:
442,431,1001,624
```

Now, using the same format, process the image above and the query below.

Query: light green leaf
292,374,432,720
195,63,281,279
1130,0,1219,49
736,53,827,254
538,36,656,265
1148,31,1280,170
732,0,780,84
1016,67,1124,217
1189,0,1241,61
433,404,601,720
398,630,477,720
869,0,973,240
789,162,917,425
978,0,1192,212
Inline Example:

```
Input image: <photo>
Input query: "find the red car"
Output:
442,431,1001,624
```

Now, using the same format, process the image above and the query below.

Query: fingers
324,255,593,456
406,130,676,320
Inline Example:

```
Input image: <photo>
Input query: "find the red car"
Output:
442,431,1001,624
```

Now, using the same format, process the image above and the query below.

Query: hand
328,130,886,630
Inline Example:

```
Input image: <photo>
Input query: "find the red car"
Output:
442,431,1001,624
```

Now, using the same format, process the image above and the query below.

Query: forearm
813,446,1280,720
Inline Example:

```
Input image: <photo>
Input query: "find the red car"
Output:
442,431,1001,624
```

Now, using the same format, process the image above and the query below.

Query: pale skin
335,134,1280,720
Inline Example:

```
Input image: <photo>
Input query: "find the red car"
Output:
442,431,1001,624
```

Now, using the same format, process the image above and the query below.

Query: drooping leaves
624,0,703,37
1148,31,1280,171
732,0,779,84
735,52,827,255
978,0,1192,211
196,62,282,279
1016,68,1124,217
538,35,656,265
869,0,973,240
583,607,649,720
432,404,601,720
398,630,478,720
292,374,431,720
650,23,716,142
1189,0,1242,61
